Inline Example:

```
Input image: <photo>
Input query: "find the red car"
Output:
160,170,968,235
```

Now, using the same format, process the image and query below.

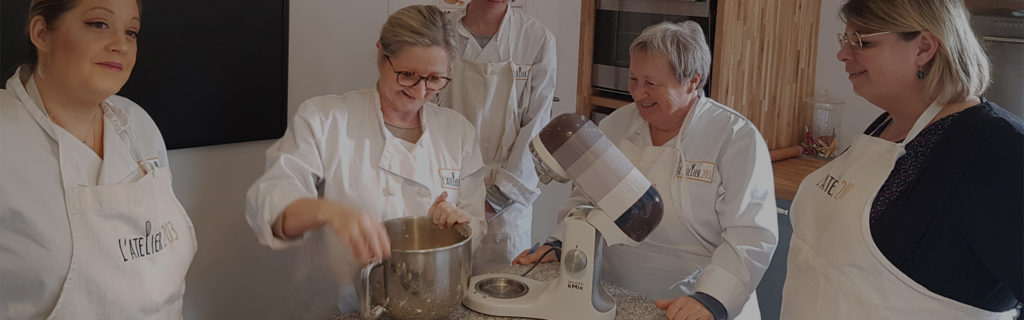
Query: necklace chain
46,107,101,148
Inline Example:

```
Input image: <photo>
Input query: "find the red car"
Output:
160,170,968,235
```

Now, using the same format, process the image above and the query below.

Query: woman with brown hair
0,0,197,318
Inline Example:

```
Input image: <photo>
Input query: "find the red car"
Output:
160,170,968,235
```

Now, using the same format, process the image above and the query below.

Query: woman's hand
512,245,558,265
484,201,497,221
279,199,391,266
654,296,713,320
312,201,391,266
429,191,471,228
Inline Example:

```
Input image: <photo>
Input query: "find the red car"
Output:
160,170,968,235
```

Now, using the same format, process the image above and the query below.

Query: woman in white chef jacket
434,0,557,274
781,0,1022,319
0,0,197,319
245,5,486,316
516,22,778,320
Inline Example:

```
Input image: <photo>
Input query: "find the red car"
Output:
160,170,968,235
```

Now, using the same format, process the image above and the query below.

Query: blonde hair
629,21,711,91
840,0,991,104
378,5,455,62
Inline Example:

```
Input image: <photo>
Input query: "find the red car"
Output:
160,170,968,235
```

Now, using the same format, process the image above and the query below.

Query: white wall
526,1,581,243
171,1,579,318
814,0,883,148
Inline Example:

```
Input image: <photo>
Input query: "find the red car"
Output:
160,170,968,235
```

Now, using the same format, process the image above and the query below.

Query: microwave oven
592,0,717,97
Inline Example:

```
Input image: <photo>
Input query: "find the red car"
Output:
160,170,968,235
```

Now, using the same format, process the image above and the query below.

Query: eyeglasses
385,55,451,90
837,31,892,51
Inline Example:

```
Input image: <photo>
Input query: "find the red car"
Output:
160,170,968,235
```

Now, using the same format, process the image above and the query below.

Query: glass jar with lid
802,90,844,159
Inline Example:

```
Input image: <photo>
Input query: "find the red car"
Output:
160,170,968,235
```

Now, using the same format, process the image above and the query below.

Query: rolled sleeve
692,291,729,320
244,101,326,250
694,124,779,317
494,28,557,207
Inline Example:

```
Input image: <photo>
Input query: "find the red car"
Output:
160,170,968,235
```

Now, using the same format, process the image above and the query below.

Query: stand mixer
463,114,664,319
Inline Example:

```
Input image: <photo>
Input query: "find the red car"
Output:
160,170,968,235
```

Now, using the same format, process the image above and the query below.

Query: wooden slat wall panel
576,0,597,116
710,0,821,149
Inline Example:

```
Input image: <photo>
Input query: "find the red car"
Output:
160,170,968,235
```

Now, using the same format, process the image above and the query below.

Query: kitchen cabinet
965,0,1024,16
576,0,822,149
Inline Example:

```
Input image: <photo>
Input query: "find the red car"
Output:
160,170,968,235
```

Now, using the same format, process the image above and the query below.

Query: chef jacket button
419,188,430,198
383,187,393,196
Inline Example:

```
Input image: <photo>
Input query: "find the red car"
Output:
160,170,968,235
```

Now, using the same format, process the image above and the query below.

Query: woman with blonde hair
246,5,485,316
781,0,1022,318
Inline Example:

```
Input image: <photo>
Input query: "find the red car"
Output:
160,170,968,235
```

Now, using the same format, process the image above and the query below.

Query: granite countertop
332,262,665,319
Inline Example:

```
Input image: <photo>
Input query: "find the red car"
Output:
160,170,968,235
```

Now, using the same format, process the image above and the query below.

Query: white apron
604,133,760,319
46,133,197,319
781,103,1016,319
444,56,532,274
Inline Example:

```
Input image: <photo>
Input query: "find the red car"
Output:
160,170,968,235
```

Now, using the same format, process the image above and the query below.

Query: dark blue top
866,100,1023,312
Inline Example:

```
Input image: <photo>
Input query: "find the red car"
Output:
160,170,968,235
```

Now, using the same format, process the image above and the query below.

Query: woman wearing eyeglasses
244,5,485,315
781,0,1022,319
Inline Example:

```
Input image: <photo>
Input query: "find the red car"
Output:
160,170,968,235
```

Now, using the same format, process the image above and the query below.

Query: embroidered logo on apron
439,168,460,190
814,173,855,200
117,220,181,262
680,160,715,183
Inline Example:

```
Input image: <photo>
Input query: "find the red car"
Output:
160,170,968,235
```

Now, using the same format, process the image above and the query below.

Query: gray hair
629,21,711,90
378,5,456,62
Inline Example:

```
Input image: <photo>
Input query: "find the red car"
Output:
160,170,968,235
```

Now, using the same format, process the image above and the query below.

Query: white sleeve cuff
694,264,751,319
245,185,313,250
492,168,540,206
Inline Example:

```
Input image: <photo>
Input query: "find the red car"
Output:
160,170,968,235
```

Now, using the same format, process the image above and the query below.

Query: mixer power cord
521,247,562,277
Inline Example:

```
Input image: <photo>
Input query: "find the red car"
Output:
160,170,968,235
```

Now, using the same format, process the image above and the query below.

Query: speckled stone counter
332,262,665,319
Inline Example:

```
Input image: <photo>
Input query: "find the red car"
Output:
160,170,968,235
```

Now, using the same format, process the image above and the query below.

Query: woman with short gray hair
516,21,777,320
246,4,486,315
630,21,712,93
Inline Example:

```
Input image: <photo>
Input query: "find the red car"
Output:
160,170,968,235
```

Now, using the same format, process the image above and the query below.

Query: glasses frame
837,31,892,52
384,55,452,91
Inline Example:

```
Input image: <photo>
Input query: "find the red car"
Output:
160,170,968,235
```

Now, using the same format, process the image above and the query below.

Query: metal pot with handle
360,216,473,320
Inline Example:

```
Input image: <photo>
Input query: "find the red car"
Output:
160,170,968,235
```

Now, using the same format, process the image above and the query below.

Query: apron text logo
681,161,715,183
514,64,532,81
117,220,180,262
568,280,584,291
439,168,460,190
815,174,855,200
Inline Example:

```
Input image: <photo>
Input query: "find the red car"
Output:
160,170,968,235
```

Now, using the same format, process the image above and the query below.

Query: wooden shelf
590,96,631,109
772,156,829,201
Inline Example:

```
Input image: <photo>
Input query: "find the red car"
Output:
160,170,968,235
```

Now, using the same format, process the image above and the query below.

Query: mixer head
529,113,663,245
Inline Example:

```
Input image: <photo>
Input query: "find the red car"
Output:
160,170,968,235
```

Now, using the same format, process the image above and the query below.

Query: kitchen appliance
463,114,664,320
592,0,717,97
973,13,1024,118
359,216,472,320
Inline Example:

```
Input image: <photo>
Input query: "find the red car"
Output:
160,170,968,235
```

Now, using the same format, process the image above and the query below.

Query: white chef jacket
443,5,556,207
0,68,173,319
551,97,779,318
244,89,487,314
